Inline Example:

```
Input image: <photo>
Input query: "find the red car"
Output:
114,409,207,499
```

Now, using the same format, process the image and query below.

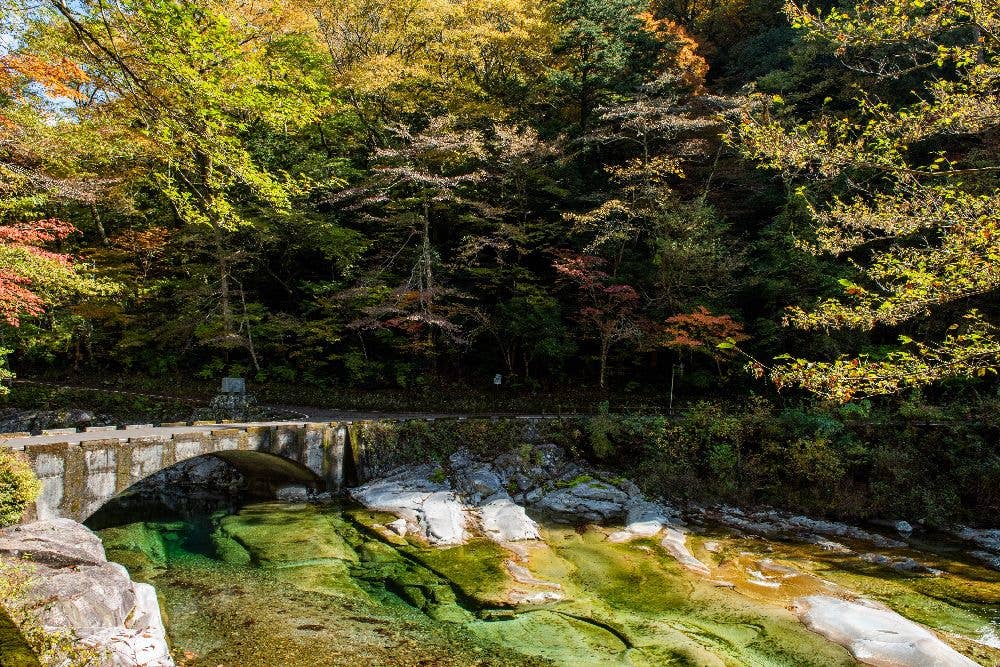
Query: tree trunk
599,339,609,389
200,152,233,338
214,220,233,336
90,203,108,245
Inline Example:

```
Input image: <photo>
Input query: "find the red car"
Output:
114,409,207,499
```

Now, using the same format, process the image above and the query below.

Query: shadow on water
84,451,320,531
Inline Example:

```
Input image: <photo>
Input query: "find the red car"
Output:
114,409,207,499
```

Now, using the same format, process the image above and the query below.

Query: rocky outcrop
350,445,658,549
349,465,470,546
794,595,978,667
0,408,102,434
952,526,1000,570
703,505,906,549
0,519,172,666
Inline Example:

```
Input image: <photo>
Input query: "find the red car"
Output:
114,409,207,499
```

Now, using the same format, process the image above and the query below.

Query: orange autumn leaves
640,13,709,92
0,54,88,100
0,219,77,327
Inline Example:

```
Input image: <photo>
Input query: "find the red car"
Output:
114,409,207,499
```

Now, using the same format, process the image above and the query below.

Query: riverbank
5,382,998,528
3,436,999,665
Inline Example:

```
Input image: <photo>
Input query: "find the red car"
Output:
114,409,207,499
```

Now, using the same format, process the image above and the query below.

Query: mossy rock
211,530,252,566
218,504,358,566
402,539,511,606
100,522,168,578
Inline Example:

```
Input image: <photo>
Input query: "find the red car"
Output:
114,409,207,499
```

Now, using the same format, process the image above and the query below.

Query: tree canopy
0,0,997,404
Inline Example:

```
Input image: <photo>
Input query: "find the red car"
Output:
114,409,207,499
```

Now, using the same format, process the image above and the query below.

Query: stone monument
208,376,255,420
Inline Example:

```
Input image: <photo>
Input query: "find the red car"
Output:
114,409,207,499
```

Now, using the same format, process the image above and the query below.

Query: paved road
0,410,573,448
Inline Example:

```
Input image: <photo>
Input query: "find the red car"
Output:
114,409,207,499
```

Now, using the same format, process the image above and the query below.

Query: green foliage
0,449,40,526
734,0,1000,400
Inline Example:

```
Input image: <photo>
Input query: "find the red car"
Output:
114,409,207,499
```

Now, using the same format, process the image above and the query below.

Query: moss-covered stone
217,503,358,566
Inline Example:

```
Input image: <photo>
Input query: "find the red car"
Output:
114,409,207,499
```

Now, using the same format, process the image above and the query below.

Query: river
96,501,1000,666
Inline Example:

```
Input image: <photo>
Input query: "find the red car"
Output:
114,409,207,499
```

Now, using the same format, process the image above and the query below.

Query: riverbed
96,502,1000,666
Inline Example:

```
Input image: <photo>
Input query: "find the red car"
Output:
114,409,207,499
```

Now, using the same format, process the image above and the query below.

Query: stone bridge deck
2,414,560,523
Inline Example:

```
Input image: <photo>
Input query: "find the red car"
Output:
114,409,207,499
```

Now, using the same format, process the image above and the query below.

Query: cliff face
0,519,173,667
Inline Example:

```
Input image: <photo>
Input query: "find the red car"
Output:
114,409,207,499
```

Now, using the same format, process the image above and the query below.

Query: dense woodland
0,0,998,525
0,0,998,404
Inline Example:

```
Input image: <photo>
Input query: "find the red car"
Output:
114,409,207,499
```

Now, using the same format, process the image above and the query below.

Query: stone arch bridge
4,421,360,522
2,415,556,523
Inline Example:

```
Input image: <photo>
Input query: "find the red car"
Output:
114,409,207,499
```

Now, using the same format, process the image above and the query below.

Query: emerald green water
97,503,1000,666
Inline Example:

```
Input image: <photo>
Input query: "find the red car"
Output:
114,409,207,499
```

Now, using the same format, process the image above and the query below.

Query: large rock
794,595,978,667
532,478,632,523
705,506,905,549
0,519,173,666
954,527,1000,569
350,465,469,546
0,518,107,567
479,496,540,542
607,501,680,543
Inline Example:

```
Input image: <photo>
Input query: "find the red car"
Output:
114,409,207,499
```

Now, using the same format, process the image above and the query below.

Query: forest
3,4,1000,665
1,0,997,407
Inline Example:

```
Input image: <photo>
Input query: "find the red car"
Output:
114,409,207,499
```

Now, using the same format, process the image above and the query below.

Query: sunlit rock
349,465,469,546
0,519,173,666
794,595,978,667
479,496,540,542
659,527,710,576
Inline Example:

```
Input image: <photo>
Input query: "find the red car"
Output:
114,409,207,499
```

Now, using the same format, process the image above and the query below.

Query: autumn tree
32,0,325,368
310,0,552,127
333,117,488,357
554,251,642,388
735,0,1000,400
566,14,741,310
661,305,748,373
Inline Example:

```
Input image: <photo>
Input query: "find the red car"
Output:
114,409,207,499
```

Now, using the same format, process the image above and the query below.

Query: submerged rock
659,528,710,576
859,553,942,576
794,595,978,667
0,519,172,666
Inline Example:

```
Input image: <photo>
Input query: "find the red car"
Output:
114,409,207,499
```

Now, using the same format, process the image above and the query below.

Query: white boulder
350,465,469,546
479,496,540,542
794,595,978,667
0,519,173,667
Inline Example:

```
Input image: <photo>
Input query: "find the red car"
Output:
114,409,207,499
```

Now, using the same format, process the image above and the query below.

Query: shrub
0,450,41,526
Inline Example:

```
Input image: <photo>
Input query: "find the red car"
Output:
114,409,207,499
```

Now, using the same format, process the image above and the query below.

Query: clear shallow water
97,503,1000,666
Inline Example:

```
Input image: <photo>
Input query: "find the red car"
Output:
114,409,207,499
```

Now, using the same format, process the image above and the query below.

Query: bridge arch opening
84,451,322,530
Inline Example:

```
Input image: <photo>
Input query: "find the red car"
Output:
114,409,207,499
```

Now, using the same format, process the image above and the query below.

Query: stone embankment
0,519,173,666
